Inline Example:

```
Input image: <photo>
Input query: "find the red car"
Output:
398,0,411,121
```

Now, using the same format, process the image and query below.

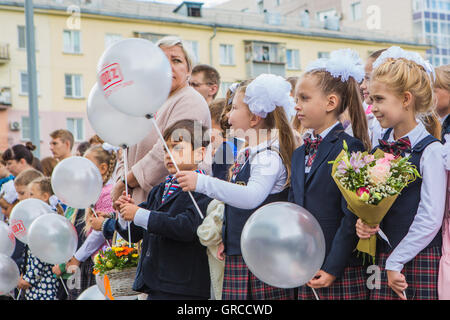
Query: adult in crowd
49,129,74,161
111,36,211,204
190,64,221,105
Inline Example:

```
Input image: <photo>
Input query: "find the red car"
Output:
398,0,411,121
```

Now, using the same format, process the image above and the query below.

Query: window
220,44,234,65
63,30,81,53
351,2,362,21
19,71,40,95
219,82,233,98
67,118,84,142
104,34,123,49
257,0,264,14
318,51,330,59
316,9,337,22
21,116,42,141
286,49,300,70
18,26,26,49
184,40,199,64
65,74,83,98
18,25,38,49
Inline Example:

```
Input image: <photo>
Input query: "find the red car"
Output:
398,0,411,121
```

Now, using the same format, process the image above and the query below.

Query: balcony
0,43,10,64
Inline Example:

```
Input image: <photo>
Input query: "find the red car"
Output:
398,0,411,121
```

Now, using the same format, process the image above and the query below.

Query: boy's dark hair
163,120,210,149
77,141,91,156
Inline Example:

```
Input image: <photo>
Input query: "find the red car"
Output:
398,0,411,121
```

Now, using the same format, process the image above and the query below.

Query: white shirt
304,121,340,173
195,138,287,210
74,230,106,262
132,138,287,229
384,122,447,272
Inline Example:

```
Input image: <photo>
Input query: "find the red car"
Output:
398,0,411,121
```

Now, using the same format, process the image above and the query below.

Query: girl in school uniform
176,74,299,300
356,46,447,300
289,49,371,300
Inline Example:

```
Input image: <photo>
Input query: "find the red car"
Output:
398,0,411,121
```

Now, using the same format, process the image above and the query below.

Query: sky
139,0,230,8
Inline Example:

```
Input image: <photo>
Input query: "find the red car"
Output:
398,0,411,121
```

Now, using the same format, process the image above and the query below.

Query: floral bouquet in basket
329,140,421,262
93,240,139,276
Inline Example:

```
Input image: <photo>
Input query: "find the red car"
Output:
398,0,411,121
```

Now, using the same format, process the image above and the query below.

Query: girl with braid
60,143,118,299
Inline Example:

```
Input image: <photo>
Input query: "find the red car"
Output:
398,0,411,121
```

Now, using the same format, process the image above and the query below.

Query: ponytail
270,107,296,186
419,112,442,140
343,78,371,150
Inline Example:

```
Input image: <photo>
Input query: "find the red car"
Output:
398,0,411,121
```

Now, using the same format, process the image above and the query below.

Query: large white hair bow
243,74,296,118
306,48,365,83
372,46,435,80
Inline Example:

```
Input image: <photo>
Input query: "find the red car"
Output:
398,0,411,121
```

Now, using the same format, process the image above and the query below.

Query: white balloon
241,202,326,289
77,285,106,300
0,221,15,257
0,254,20,295
87,84,152,148
9,198,53,244
51,156,103,209
97,38,172,117
28,214,78,265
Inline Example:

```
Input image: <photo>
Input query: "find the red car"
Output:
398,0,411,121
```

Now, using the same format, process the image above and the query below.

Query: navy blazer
115,182,212,299
289,123,365,278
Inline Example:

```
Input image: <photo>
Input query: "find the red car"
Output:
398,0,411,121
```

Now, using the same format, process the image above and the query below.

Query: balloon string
16,289,22,300
149,117,204,220
90,206,111,248
312,288,320,300
403,291,407,300
122,147,132,245
60,278,69,296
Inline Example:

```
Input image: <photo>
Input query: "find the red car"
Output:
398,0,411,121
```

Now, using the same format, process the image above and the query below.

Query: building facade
0,0,428,157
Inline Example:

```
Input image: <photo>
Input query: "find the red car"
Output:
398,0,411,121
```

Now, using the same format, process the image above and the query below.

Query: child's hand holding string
176,171,199,192
387,270,408,300
114,191,134,211
119,203,139,222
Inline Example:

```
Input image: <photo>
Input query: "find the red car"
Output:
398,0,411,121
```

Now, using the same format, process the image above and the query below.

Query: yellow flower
132,254,138,258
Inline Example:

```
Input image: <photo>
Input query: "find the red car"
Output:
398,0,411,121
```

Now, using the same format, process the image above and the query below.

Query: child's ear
99,162,108,176
42,192,51,203
325,94,340,113
249,114,263,128
402,91,414,110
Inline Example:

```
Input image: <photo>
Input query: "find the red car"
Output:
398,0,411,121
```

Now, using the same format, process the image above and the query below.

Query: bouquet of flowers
93,242,139,276
329,141,421,261
93,240,140,298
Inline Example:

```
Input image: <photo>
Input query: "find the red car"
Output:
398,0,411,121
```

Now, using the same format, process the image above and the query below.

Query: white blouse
195,139,287,210
384,122,447,272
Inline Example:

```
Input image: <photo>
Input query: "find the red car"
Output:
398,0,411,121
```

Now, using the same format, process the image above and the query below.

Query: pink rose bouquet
329,141,421,260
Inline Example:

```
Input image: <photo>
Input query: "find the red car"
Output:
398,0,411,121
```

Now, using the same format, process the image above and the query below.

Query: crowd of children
0,44,449,300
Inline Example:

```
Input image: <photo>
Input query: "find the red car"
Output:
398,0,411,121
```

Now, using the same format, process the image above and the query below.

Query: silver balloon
0,221,15,257
241,202,326,288
0,253,20,295
51,156,103,209
77,285,106,300
96,38,172,117
9,198,54,244
87,83,152,148
28,214,78,265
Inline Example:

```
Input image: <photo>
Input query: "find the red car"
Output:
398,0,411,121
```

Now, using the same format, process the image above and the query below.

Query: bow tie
304,136,323,167
304,136,323,154
378,137,411,157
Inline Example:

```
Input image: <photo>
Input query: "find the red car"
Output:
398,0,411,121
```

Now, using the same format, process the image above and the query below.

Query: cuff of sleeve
385,259,404,272
134,208,150,230
117,212,128,229
195,173,207,193
74,250,87,263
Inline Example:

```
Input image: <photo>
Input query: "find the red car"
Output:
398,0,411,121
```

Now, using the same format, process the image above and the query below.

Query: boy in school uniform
115,119,212,300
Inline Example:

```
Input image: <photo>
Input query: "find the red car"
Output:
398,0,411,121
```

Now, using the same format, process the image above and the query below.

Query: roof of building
0,0,428,47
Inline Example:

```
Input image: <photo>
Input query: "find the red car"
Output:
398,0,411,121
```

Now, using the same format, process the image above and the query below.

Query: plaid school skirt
297,265,369,300
222,255,295,300
370,246,441,300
